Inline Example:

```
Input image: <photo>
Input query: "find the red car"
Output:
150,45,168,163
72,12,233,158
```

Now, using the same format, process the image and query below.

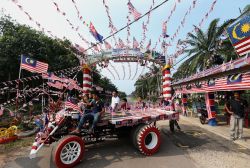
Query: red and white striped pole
82,64,92,94
162,64,174,110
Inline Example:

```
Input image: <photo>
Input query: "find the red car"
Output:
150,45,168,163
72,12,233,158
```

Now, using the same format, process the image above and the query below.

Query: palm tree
134,65,162,99
175,18,236,78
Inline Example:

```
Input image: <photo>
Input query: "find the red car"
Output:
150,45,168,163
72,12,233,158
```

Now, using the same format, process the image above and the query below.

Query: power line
83,0,170,56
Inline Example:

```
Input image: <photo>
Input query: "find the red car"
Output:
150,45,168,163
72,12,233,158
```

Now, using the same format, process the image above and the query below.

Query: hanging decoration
51,1,94,51
133,37,140,48
153,0,180,51
104,41,112,50
140,0,155,49
102,0,118,48
106,67,116,80
131,60,139,80
109,62,120,80
169,0,198,44
127,1,142,21
172,0,218,60
11,0,56,38
118,38,125,48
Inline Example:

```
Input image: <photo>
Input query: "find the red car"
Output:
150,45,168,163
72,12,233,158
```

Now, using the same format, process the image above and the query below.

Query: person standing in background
111,90,120,113
225,92,248,140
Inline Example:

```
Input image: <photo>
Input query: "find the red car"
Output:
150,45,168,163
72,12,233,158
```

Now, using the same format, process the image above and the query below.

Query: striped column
205,92,217,126
181,94,188,115
162,64,172,101
82,64,92,94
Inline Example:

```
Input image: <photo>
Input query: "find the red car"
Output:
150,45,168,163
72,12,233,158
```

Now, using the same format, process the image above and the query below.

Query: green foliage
133,65,161,100
0,16,79,81
173,18,236,79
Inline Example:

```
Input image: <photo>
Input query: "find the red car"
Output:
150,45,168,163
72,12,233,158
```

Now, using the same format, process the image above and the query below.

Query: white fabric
111,96,120,109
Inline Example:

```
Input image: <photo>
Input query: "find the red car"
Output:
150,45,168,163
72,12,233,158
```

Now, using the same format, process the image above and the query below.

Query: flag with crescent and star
21,55,48,73
226,14,250,56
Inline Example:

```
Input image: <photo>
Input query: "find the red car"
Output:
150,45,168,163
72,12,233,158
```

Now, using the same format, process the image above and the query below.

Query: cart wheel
130,124,146,149
53,135,85,168
136,125,161,156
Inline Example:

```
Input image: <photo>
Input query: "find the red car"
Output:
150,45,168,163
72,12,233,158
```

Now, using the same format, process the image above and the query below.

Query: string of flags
126,0,132,47
10,0,89,55
153,0,180,51
172,0,218,60
11,0,57,38
127,1,142,21
102,0,118,48
169,0,198,43
140,0,155,49
133,37,140,48
51,0,102,52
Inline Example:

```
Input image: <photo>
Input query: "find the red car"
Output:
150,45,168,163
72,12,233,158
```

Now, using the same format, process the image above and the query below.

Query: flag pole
15,54,23,112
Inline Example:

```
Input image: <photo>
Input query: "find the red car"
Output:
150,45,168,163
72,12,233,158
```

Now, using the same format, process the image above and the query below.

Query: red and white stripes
162,64,171,100
205,92,216,120
82,64,92,94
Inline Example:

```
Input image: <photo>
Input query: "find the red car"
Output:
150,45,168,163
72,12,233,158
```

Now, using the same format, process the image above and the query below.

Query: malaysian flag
226,13,250,56
146,39,151,50
21,55,48,73
133,37,139,48
127,1,141,20
118,38,125,48
42,72,61,81
65,100,80,111
104,41,112,50
47,81,63,90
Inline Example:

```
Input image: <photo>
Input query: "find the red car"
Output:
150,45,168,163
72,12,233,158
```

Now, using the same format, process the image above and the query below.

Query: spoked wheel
53,135,85,168
136,125,161,156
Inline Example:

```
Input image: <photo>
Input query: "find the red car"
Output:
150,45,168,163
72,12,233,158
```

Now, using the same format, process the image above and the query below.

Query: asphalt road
4,119,250,168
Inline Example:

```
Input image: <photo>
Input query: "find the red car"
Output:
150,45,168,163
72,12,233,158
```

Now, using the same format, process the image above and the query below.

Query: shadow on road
75,130,189,168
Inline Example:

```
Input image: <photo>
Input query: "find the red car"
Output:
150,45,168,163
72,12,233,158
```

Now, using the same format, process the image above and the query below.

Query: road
3,119,250,168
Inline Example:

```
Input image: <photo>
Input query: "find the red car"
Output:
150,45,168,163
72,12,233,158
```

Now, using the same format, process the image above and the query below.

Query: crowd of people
68,90,152,133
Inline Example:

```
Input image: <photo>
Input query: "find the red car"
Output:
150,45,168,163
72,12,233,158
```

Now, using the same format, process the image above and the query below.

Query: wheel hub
144,132,158,150
60,141,81,165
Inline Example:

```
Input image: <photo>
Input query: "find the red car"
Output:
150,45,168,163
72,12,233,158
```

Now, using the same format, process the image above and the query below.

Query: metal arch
122,62,126,80
106,67,116,80
109,62,120,80
127,62,131,80
131,61,139,80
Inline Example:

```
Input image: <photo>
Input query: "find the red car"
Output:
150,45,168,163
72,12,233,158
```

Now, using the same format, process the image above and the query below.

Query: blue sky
0,0,249,94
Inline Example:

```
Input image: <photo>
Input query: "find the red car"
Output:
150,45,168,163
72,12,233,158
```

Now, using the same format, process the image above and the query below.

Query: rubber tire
200,116,206,125
130,124,146,149
136,125,161,156
53,135,85,168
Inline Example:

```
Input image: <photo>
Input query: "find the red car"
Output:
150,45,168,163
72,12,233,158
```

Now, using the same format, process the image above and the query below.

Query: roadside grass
0,136,35,154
